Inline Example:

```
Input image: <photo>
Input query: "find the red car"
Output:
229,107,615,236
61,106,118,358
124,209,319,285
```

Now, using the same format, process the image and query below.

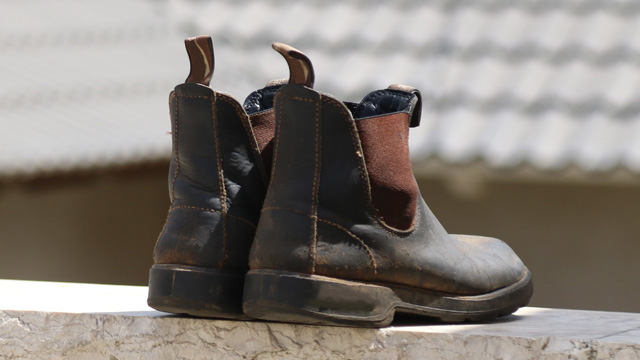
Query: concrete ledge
1,280,639,359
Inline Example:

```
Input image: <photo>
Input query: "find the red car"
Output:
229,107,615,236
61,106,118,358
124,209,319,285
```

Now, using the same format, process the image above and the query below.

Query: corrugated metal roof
175,0,640,174
2,0,640,178
0,0,183,178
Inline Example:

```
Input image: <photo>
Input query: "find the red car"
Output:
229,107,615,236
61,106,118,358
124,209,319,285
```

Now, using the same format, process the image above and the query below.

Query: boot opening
243,84,283,115
345,89,417,119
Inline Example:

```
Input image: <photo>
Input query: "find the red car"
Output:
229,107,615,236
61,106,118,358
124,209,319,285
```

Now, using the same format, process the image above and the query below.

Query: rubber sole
243,269,534,327
147,264,249,320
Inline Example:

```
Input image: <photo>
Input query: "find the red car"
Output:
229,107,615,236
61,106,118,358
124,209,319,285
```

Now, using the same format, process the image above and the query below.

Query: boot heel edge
148,264,249,319
242,269,398,327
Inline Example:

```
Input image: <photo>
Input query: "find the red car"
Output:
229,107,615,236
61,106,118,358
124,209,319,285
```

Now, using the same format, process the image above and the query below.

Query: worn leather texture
249,84,527,295
154,83,268,272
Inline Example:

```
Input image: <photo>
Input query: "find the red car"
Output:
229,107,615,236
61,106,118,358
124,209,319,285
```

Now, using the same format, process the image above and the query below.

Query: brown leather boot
147,37,314,318
243,54,533,327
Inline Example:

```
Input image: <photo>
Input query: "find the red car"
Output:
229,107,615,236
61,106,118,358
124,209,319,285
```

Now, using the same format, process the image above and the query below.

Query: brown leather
356,112,418,230
272,42,315,87
242,48,531,326
148,35,271,319
155,39,323,270
250,84,529,296
185,36,215,86
155,40,319,270
249,109,276,175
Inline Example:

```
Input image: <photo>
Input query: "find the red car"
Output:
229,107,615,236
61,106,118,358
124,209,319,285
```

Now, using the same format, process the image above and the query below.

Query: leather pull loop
185,36,215,86
272,43,315,88
388,84,422,128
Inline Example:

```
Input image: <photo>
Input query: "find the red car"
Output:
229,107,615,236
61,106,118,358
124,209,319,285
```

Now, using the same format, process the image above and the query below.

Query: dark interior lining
243,85,283,115
244,86,417,119
346,89,417,120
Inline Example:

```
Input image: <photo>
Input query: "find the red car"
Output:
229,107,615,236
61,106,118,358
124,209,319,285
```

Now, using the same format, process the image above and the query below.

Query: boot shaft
263,84,423,223
155,37,316,271
155,36,268,270
251,82,427,275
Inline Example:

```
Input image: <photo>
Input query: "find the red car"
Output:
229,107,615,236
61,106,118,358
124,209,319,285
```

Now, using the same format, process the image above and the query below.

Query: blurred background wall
1,0,639,313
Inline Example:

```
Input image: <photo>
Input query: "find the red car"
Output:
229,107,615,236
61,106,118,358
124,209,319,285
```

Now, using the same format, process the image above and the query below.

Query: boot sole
243,269,533,327
148,264,250,320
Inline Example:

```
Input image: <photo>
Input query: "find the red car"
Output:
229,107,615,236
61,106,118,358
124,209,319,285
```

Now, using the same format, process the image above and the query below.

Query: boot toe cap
448,234,528,295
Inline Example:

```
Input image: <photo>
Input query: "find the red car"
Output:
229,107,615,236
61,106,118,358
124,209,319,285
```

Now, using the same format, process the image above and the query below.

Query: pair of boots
147,36,533,327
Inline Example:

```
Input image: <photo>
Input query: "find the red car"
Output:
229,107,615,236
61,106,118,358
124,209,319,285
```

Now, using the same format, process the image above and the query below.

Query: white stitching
309,96,321,274
210,93,229,266
169,94,180,202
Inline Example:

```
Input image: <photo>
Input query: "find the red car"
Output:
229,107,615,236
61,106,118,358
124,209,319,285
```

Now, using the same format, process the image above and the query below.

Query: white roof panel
3,0,640,178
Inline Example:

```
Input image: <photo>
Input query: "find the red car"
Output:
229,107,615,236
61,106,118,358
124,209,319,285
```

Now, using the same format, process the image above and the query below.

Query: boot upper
250,84,528,295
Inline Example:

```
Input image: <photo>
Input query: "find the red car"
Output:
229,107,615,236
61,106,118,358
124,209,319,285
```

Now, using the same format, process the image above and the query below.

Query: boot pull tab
388,84,422,128
272,42,315,88
184,36,215,86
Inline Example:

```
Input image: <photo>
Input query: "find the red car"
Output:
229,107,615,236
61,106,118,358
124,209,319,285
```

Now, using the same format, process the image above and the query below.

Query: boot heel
243,269,400,327
148,264,249,319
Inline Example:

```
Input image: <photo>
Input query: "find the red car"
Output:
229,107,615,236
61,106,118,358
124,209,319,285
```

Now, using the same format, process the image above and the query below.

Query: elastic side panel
171,83,222,210
249,109,276,176
355,112,418,230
